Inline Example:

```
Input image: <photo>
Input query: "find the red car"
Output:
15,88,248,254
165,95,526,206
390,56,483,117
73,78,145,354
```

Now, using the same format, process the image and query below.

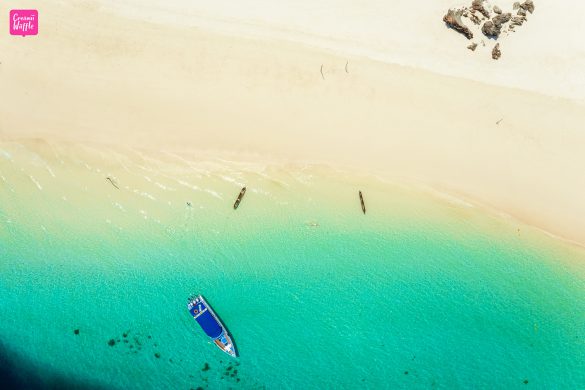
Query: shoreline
2,138,585,261
1,1,585,248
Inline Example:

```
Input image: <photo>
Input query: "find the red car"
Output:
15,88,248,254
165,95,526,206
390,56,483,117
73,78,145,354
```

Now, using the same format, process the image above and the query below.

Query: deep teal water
1,144,585,389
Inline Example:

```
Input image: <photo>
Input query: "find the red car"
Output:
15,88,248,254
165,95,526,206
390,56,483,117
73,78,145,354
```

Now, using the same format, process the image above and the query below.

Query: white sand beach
1,0,585,245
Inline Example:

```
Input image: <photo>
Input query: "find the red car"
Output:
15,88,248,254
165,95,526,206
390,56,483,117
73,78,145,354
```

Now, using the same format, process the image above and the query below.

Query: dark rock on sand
467,42,478,51
513,2,521,10
492,43,501,60
511,16,526,26
493,5,502,14
202,363,210,371
482,13,511,38
493,13,512,27
444,9,473,39
469,13,481,25
73,329,80,335
482,21,498,37
108,339,116,346
518,8,527,16
154,352,161,359
472,0,490,18
520,0,535,13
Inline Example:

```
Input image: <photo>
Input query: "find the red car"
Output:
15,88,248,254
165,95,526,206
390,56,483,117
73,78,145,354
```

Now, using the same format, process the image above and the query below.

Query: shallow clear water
1,142,584,389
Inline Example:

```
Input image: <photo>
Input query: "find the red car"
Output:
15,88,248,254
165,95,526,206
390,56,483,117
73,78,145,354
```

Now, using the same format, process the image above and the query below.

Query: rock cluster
483,12,512,38
443,0,536,60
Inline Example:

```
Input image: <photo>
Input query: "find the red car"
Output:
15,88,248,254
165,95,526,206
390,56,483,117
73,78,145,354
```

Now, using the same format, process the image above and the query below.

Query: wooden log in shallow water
359,191,366,214
233,186,247,209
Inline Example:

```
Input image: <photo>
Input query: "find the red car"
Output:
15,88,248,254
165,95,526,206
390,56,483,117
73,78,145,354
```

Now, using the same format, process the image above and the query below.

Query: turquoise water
1,142,584,389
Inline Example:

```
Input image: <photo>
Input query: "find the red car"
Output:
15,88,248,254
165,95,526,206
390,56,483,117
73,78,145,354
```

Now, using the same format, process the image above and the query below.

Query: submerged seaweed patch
73,329,80,335
107,329,158,357
202,362,210,371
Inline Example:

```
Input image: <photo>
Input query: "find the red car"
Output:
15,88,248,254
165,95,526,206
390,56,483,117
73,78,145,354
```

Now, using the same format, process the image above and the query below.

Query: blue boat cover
195,310,223,339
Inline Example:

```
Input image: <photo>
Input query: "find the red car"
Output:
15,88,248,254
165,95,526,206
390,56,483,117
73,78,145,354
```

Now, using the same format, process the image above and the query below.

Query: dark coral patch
202,362,210,371
73,329,80,335
524,380,529,384
154,353,161,359
404,371,409,375
107,339,116,346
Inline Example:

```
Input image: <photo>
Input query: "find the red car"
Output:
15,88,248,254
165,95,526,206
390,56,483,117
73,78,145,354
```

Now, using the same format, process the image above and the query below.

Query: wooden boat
359,190,366,214
233,186,246,209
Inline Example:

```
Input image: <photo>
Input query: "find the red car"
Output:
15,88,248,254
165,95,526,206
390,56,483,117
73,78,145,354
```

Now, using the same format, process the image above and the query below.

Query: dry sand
1,1,585,246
